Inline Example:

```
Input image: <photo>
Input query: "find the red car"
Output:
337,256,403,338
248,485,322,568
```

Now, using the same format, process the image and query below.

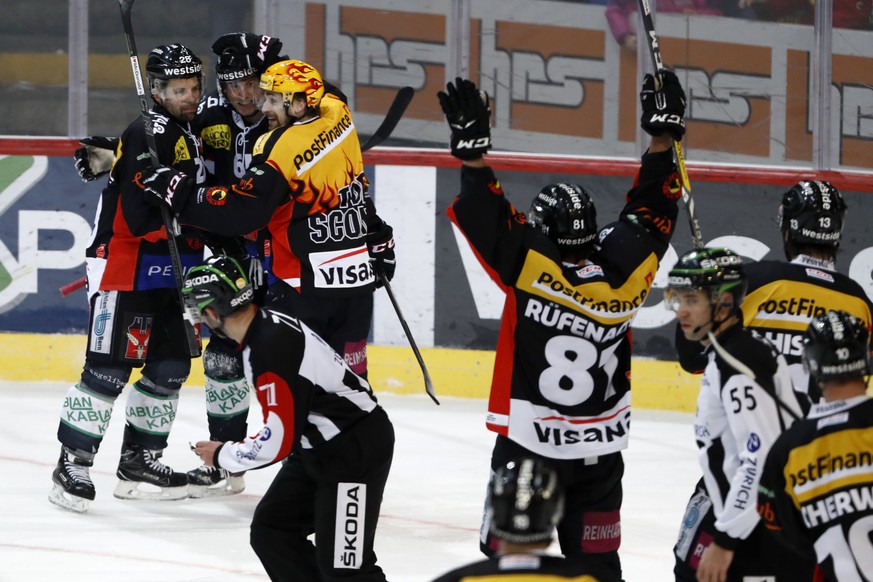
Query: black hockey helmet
528,183,598,258
490,457,564,545
146,43,203,90
666,247,746,309
183,255,253,318
212,32,284,84
803,310,871,383
778,180,846,248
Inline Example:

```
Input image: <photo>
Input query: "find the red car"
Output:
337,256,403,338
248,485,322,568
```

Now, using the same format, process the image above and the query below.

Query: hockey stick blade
361,87,414,152
378,272,439,405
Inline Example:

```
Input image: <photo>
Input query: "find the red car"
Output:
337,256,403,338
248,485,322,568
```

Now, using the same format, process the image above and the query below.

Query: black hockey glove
640,70,687,141
141,166,193,213
367,221,396,288
211,32,284,72
437,77,492,161
73,136,119,182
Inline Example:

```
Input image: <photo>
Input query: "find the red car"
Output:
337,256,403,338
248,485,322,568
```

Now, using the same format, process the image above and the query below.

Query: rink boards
0,332,700,412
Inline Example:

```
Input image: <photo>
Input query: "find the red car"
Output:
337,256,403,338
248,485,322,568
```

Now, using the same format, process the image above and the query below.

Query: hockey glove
640,70,687,141
141,166,193,213
73,136,119,182
211,32,284,72
437,77,492,161
367,221,396,288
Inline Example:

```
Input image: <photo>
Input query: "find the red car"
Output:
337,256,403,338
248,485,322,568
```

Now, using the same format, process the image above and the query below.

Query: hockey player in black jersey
441,72,684,579
431,457,614,582
185,31,284,499
184,255,394,582
665,247,816,582
49,44,208,513
675,180,873,411
758,310,873,582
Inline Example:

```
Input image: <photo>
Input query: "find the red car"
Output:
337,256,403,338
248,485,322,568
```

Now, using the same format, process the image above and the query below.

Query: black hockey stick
118,0,201,357
636,0,704,249
361,86,414,151
377,271,439,405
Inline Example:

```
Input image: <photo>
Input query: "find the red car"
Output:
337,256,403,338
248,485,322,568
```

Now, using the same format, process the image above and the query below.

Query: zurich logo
746,432,761,452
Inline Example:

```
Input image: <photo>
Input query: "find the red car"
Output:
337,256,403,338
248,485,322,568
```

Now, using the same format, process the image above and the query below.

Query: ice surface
0,382,698,581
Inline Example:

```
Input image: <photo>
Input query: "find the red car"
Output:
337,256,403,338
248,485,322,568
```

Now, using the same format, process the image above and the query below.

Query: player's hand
640,70,686,141
141,166,193,212
437,77,492,161
73,136,119,182
367,220,396,287
211,32,283,71
696,541,733,582
191,440,222,467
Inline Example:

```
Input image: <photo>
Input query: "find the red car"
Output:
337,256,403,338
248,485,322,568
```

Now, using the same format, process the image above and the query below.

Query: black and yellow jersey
179,93,376,297
430,553,612,582
447,148,679,460
758,395,873,581
675,256,872,406
742,257,873,402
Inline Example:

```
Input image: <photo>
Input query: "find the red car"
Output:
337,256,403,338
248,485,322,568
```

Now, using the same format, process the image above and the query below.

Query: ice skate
48,446,96,513
186,464,245,498
114,446,189,500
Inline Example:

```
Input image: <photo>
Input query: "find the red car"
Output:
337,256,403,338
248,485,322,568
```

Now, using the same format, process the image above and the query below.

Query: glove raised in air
640,70,687,142
437,77,492,161
140,166,193,213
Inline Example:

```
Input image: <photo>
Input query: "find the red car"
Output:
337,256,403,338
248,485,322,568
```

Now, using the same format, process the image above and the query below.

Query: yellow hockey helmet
259,60,325,108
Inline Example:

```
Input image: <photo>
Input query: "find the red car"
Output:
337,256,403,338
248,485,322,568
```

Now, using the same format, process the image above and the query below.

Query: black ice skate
114,445,189,501
186,465,245,498
48,446,96,513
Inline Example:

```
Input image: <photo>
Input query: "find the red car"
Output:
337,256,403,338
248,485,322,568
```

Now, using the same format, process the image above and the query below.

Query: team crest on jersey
663,171,683,199
124,315,152,360
574,264,603,279
205,187,228,206
805,267,834,282
173,136,191,165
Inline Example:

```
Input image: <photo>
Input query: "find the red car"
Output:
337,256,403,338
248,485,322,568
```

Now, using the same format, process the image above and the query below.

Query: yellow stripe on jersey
517,249,659,325
743,281,872,332
783,428,873,506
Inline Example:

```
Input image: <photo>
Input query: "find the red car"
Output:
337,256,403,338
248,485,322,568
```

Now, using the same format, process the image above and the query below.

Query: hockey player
185,31,283,499
758,310,873,582
141,59,396,381
49,43,208,512
675,180,873,411
440,73,684,579
665,247,816,582
430,457,615,582
184,255,394,582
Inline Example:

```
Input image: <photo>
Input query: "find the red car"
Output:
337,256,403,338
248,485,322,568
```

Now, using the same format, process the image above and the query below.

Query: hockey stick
361,86,414,151
118,0,201,357
61,86,415,298
377,271,439,405
636,0,704,249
